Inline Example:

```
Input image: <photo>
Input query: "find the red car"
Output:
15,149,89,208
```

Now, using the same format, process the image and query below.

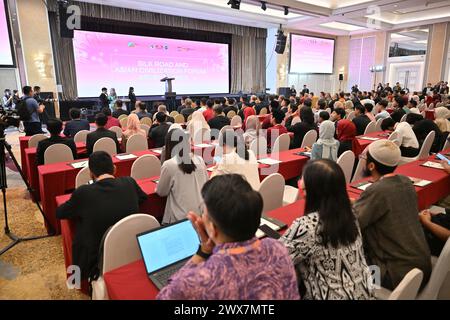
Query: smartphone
436,153,450,165
258,224,281,239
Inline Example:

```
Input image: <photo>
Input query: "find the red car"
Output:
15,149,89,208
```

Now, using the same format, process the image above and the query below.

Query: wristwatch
196,245,212,260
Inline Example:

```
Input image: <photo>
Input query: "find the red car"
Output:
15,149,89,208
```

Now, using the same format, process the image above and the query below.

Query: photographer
2,89,14,110
20,86,45,136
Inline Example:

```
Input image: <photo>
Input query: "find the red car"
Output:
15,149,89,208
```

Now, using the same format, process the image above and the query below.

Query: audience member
287,106,317,149
112,100,129,118
63,108,90,138
86,113,120,155
102,107,121,129
149,112,171,148
267,108,288,148
352,104,371,135
307,120,339,161
122,113,147,150
381,118,420,157
208,105,230,132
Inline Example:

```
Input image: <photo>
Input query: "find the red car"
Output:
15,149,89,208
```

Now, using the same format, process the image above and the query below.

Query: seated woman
156,129,209,224
307,120,339,161
121,113,146,151
287,106,317,149
243,115,259,147
211,129,260,190
187,110,210,145
280,159,373,300
434,106,450,133
413,119,444,153
381,118,420,157
336,118,357,157
157,174,300,300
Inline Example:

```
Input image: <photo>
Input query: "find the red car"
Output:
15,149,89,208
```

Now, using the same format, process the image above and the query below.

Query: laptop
136,219,200,290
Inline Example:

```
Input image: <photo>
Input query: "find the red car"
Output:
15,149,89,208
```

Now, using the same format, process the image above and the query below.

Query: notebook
420,161,444,170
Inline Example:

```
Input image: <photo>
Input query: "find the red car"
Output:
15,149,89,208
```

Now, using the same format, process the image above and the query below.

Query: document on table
351,181,372,191
421,161,444,170
408,177,432,187
116,154,137,160
194,143,214,148
151,148,163,154
70,161,88,169
359,136,380,141
258,158,282,165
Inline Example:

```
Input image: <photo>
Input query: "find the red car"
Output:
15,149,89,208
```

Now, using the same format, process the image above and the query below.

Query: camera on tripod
0,108,21,131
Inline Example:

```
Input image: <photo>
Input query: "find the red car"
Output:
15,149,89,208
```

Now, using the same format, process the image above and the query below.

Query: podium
161,77,177,111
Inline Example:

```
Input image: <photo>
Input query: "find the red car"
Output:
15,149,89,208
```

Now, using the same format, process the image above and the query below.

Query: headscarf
434,107,450,132
187,110,210,143
316,120,338,161
336,119,357,142
124,113,146,137
245,115,259,132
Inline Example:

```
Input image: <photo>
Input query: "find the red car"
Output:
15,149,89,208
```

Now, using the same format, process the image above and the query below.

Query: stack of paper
409,177,432,187
70,161,88,169
257,158,282,165
116,154,137,161
421,161,444,170
359,136,380,141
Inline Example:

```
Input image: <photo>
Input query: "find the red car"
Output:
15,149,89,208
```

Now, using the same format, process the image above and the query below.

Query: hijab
316,120,338,161
337,119,357,142
434,107,450,132
124,113,146,137
187,110,210,143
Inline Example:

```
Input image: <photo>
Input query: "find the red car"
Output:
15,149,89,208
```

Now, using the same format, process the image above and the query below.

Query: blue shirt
23,96,40,123
63,119,90,138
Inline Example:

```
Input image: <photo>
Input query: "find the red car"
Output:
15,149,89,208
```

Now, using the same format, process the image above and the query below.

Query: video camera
0,108,21,131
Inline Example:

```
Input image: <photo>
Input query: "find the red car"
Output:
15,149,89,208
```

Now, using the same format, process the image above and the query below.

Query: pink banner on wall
73,30,230,97
290,34,335,74
0,0,13,66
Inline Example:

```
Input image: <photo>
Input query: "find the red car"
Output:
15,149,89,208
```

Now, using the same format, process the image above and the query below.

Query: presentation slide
73,30,230,97
290,34,335,74
0,0,14,66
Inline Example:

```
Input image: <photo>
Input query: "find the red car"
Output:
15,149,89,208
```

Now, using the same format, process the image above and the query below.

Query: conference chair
73,130,90,144
300,130,318,149
258,173,285,213
43,144,74,165
351,153,367,183
117,114,128,121
119,117,128,129
126,134,148,153
374,269,423,300
399,131,435,165
75,166,91,188
93,137,117,156
388,131,400,146
140,117,152,127
442,138,450,151
337,150,355,184
272,133,290,153
131,154,161,180
400,114,407,122
347,111,356,121
259,108,268,115
291,116,301,126
226,111,236,119
375,118,384,131
140,124,150,137
28,133,47,148
91,214,160,300
169,111,179,118
230,115,242,127
109,126,123,140
417,238,450,300
363,121,377,135
174,114,185,124
249,136,268,156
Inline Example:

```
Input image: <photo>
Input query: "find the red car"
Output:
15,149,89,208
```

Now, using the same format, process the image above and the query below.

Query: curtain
47,0,266,98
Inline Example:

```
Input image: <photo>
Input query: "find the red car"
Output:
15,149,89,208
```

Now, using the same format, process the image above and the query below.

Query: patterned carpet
0,129,87,300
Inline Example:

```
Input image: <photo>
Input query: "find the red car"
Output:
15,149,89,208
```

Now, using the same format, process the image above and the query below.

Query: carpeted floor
0,128,87,300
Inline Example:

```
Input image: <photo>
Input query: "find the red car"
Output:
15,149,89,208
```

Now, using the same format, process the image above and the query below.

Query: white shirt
212,149,260,190
395,122,419,149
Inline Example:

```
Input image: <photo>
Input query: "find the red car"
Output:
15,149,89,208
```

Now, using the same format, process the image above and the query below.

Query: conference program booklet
115,153,137,160
351,181,372,191
408,177,432,187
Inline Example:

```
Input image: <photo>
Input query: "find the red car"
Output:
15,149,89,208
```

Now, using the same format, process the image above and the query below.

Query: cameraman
22,86,45,136
2,89,14,110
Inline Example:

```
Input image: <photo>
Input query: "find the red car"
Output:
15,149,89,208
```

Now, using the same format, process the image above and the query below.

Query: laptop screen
137,220,200,274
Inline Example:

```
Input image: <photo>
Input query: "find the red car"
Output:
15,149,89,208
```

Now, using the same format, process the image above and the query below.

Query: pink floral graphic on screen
73,30,229,97
290,34,335,74
0,1,13,66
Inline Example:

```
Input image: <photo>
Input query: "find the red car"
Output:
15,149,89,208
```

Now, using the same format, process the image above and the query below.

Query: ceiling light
261,1,267,11
319,21,365,31
284,6,289,15
227,0,241,10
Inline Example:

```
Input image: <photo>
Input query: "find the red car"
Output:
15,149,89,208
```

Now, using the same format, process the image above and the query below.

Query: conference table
352,131,390,157
24,142,87,199
348,150,450,211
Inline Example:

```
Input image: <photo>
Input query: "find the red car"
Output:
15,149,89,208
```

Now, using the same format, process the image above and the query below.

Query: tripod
0,127,55,256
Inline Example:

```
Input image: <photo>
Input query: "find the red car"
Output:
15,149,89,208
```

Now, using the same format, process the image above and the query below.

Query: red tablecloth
103,199,307,300
425,110,435,121
258,148,309,180
349,150,450,211
19,136,31,180
25,142,87,198
39,150,160,234
352,131,389,157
